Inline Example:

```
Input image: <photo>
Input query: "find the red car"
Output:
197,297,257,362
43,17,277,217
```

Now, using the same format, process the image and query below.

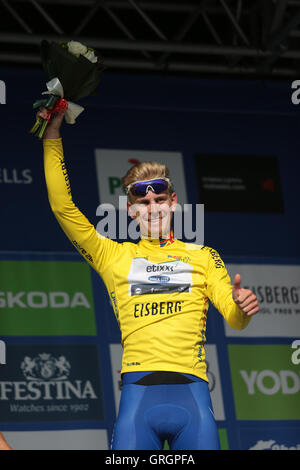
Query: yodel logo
228,345,300,420
0,291,90,309
240,369,300,395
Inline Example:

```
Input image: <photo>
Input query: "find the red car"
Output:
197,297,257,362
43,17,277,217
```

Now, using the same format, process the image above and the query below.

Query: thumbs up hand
232,273,259,317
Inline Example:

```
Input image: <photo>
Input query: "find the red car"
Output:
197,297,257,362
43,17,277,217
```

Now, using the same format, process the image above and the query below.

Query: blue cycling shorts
111,371,220,450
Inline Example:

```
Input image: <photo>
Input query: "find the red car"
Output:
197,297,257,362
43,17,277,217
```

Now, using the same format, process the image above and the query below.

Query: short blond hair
122,161,172,197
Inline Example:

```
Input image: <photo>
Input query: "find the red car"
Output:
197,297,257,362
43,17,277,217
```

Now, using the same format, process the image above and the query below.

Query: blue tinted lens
130,179,169,196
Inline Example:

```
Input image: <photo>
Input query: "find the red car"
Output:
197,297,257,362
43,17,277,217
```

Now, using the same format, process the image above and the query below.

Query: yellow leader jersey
43,138,250,383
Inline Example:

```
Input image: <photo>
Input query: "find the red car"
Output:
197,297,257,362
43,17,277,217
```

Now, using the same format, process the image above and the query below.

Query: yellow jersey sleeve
205,247,251,330
43,138,121,275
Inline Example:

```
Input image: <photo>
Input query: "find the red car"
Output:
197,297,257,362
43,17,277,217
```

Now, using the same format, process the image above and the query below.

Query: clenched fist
37,106,65,140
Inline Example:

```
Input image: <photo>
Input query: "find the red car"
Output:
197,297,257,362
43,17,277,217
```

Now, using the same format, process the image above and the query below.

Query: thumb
233,273,241,291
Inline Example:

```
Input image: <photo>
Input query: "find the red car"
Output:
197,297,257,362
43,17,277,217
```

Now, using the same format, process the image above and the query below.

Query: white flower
83,49,97,63
67,41,87,57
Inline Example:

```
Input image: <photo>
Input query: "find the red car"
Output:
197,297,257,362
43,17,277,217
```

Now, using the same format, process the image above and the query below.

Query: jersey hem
121,365,208,383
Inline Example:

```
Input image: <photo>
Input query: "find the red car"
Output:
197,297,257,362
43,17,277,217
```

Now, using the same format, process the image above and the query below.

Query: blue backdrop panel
0,66,299,449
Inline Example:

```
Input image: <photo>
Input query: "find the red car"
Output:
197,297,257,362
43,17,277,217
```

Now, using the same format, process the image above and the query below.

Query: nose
149,201,159,212
145,191,160,213
146,205,159,221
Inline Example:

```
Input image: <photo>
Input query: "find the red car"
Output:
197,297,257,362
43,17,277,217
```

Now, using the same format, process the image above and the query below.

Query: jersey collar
140,230,175,247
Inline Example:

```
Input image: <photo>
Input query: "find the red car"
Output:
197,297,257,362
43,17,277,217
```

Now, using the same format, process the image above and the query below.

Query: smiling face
127,189,178,239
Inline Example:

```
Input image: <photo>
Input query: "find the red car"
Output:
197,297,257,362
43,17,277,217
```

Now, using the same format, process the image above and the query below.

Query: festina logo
0,353,98,401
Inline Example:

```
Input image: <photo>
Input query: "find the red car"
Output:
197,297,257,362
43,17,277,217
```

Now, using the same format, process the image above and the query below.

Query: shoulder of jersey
96,233,139,254
183,242,221,260
183,241,206,251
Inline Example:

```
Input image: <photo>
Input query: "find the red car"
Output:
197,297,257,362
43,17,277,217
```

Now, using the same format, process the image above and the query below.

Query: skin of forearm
43,127,61,139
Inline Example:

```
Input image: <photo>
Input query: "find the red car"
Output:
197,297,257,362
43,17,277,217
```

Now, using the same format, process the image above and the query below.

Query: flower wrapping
30,40,104,138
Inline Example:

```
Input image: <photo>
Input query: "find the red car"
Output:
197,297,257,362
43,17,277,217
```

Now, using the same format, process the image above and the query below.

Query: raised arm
40,108,121,275
205,247,253,330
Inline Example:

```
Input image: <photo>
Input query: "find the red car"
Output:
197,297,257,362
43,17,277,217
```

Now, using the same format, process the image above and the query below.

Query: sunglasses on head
126,177,171,197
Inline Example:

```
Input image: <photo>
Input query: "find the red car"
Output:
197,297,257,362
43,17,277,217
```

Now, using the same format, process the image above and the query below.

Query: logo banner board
228,345,300,420
224,264,300,337
94,149,188,206
239,427,300,450
0,260,97,336
194,154,284,213
0,344,104,422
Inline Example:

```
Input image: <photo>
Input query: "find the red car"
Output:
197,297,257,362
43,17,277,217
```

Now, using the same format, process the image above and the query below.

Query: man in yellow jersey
39,108,259,450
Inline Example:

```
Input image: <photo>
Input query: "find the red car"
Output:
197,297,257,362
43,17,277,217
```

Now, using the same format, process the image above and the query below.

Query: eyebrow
135,194,169,204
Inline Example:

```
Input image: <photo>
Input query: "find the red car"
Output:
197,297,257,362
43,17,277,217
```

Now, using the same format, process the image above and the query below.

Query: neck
141,228,173,239
159,229,174,241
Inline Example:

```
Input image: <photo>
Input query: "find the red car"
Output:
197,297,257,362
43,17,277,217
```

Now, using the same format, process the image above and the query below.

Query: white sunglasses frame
125,177,171,195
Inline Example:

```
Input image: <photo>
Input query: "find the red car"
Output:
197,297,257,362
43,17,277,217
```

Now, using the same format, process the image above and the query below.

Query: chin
139,215,170,238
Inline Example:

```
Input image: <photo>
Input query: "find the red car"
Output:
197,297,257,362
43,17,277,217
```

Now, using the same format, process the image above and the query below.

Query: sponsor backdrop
0,67,300,449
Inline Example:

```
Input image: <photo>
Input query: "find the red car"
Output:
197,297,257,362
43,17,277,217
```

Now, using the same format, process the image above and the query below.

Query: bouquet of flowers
30,40,104,138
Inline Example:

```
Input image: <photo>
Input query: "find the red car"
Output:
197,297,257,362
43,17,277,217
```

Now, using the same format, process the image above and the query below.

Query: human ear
170,192,178,211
